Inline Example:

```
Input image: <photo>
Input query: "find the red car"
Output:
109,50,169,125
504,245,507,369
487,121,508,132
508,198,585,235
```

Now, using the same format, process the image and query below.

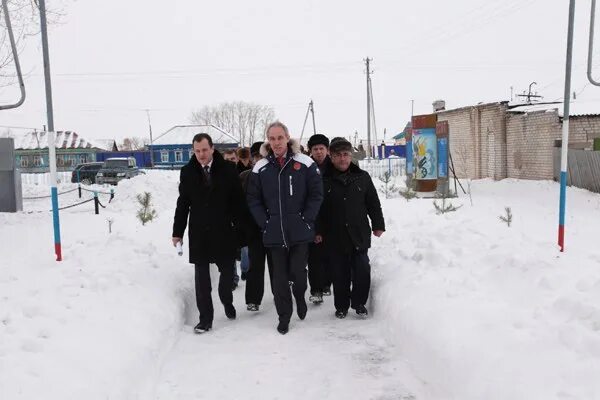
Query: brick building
435,101,600,180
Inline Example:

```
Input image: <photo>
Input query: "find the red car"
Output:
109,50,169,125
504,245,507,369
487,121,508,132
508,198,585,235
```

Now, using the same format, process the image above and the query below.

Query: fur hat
307,134,330,150
250,141,264,157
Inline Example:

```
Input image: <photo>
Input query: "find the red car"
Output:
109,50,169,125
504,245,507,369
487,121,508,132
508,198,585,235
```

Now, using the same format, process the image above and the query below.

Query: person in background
247,121,323,334
223,149,239,164
306,134,333,304
223,149,243,289
172,134,248,333
236,148,252,282
316,137,385,319
237,147,252,173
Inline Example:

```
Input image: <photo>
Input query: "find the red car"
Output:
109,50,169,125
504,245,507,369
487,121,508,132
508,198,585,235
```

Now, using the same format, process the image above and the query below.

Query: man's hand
172,237,183,247
373,230,384,238
314,234,323,244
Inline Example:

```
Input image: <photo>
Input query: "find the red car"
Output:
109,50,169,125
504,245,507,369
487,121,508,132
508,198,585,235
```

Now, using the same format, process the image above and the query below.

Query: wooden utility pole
365,57,373,157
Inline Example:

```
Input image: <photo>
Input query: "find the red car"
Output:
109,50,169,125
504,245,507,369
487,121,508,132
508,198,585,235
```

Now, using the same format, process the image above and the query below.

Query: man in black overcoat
172,133,248,333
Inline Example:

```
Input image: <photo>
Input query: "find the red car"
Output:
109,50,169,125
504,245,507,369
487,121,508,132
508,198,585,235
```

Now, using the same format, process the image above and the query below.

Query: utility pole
145,109,154,168
558,0,576,252
365,57,373,158
310,100,316,135
39,0,61,261
517,81,543,103
299,99,317,143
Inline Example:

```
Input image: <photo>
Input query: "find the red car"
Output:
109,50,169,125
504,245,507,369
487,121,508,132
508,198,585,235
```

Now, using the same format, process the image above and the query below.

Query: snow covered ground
1,171,599,399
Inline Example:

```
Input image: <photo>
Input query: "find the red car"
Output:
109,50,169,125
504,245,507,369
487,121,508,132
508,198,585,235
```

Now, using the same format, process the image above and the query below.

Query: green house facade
14,131,115,173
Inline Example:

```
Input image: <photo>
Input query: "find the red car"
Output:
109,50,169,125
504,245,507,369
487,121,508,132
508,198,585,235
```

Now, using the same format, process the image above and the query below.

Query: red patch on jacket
293,162,301,170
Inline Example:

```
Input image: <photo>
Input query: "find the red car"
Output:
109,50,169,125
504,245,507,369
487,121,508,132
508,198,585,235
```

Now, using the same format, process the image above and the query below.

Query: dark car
95,157,142,185
71,162,104,184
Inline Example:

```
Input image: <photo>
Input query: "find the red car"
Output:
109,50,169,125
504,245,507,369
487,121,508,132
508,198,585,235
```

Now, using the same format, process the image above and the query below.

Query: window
20,157,29,167
57,155,65,167
33,155,42,167
189,150,194,160
161,150,169,163
175,150,183,162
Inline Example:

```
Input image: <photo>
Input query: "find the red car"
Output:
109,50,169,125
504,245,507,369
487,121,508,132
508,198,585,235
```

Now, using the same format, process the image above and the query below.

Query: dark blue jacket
247,141,323,248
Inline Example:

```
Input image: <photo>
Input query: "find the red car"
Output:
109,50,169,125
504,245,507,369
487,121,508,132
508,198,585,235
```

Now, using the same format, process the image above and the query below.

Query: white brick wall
436,103,600,181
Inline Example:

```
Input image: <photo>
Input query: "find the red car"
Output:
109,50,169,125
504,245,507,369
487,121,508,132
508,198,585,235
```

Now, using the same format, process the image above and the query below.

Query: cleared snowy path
154,271,418,400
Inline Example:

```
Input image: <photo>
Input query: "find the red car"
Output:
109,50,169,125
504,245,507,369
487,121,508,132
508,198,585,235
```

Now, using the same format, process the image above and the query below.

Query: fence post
94,191,99,215
110,188,114,202
78,183,82,198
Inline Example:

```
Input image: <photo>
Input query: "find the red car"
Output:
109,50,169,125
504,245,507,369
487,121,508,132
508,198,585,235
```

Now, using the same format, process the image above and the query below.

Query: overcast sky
1,0,599,144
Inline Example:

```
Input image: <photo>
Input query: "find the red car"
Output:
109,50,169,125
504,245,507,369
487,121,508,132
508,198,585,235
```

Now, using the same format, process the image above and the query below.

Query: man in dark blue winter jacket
247,121,323,334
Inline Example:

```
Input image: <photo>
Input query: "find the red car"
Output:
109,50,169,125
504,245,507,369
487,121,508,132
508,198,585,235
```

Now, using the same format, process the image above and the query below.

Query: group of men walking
172,121,385,335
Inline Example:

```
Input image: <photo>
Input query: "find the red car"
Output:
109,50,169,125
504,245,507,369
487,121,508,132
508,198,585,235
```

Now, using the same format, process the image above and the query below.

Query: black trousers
194,256,235,325
245,238,274,305
269,243,308,323
308,242,331,295
329,249,371,312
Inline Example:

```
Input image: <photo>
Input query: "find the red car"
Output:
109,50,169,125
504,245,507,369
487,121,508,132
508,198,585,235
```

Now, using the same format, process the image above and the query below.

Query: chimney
433,99,446,112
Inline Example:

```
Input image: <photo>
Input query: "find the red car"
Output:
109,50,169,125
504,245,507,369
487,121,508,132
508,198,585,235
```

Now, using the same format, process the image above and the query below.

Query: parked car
96,157,142,185
71,162,104,184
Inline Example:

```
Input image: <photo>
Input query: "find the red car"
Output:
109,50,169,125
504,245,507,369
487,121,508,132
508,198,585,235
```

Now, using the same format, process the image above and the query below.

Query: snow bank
4,171,600,399
1,171,192,399
372,179,600,399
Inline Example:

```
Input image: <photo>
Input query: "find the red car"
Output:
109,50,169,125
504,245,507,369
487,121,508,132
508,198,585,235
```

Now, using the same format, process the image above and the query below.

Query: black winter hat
307,134,330,150
329,137,353,154
250,141,264,157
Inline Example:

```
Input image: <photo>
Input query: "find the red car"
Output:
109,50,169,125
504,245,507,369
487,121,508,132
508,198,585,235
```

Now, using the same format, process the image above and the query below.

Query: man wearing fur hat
316,137,385,319
247,122,323,334
306,134,334,305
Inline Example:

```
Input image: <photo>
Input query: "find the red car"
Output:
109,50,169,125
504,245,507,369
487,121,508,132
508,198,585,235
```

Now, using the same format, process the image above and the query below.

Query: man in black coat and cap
306,134,333,304
316,137,385,319
172,133,248,334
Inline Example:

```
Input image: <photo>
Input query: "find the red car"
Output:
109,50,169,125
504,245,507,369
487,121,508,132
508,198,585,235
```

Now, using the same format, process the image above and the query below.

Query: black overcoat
173,151,248,263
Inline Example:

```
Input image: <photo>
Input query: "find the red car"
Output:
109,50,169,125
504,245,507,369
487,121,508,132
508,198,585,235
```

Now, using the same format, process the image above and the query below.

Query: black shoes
241,271,247,281
335,310,348,319
322,287,332,296
297,299,307,320
225,304,237,320
277,321,289,335
355,305,368,318
232,281,238,291
246,303,259,312
194,322,212,334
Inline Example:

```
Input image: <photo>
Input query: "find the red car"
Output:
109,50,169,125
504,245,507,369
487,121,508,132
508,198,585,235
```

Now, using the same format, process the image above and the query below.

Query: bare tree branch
190,101,275,146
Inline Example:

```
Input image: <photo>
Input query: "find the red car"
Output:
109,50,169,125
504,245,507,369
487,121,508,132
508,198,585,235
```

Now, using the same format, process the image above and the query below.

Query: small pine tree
399,186,417,200
379,171,400,199
499,206,513,227
136,192,157,225
433,191,462,215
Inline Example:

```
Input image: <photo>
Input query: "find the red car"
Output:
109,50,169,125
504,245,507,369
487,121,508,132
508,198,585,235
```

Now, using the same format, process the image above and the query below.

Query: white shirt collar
201,159,213,169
